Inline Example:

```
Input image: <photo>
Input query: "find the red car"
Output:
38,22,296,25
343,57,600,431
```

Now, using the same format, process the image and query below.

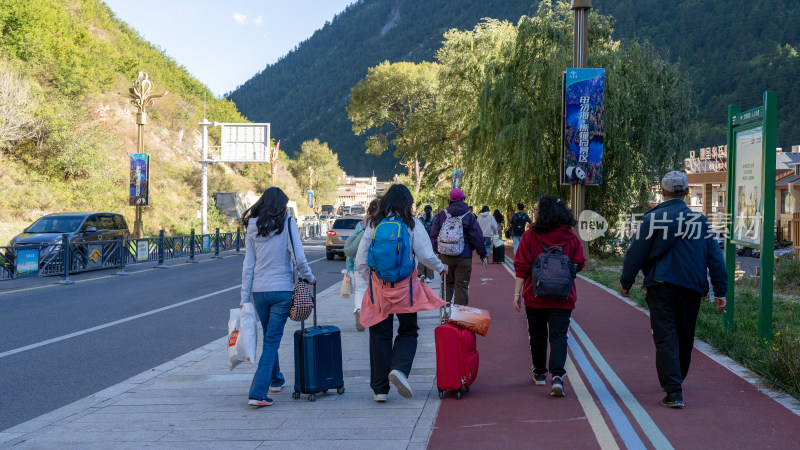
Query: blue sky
103,0,356,97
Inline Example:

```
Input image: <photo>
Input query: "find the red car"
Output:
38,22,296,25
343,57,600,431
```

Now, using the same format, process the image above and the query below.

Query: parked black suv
4,212,130,270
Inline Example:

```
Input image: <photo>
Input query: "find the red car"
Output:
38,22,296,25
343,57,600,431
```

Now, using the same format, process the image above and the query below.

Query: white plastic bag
228,303,257,370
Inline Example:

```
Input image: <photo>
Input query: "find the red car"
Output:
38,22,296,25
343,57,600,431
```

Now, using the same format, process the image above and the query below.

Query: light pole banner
130,153,150,206
562,68,605,185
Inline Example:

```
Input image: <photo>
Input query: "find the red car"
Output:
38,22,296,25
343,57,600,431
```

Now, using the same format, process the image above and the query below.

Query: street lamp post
571,0,591,255
128,72,165,238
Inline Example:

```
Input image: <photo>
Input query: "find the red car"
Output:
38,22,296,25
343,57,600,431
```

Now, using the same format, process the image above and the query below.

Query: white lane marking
0,257,228,297
566,356,620,450
307,256,326,264
570,321,672,449
0,285,241,359
500,256,625,449
578,274,800,418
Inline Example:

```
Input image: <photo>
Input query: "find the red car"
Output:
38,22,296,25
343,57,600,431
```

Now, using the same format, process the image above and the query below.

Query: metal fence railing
1,220,334,283
0,228,245,283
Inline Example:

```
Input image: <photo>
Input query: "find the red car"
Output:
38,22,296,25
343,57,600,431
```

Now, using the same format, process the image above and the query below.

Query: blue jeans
249,291,291,400
513,235,522,254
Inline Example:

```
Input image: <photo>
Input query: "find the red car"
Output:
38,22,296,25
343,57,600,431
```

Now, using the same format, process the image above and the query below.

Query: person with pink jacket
355,184,447,402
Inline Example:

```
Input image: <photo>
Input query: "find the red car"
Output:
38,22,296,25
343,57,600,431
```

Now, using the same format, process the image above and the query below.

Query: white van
287,201,303,226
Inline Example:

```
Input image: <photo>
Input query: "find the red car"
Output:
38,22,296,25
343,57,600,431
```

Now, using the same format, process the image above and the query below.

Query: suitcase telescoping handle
440,275,451,324
300,281,318,330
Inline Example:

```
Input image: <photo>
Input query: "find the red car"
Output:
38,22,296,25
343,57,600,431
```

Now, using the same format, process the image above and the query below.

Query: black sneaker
661,391,684,408
533,373,547,386
551,376,565,397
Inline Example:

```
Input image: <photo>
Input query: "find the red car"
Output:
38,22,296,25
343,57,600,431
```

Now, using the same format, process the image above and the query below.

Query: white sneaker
388,370,413,398
373,393,388,402
355,309,365,332
269,382,285,393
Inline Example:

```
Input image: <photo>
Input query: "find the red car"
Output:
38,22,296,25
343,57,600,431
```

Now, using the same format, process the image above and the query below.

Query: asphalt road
0,237,346,431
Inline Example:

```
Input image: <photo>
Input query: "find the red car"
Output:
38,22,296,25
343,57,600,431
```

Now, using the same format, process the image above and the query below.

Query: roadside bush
775,257,800,291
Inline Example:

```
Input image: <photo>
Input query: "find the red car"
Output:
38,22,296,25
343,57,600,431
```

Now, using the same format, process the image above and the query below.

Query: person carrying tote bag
240,186,316,408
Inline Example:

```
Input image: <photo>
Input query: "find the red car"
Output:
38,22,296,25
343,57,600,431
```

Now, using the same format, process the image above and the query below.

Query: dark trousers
526,306,572,378
369,313,419,395
438,254,472,305
645,283,702,394
417,262,434,281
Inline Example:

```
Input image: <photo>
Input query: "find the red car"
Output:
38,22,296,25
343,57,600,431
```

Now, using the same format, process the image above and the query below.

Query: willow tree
457,0,693,223
346,61,449,197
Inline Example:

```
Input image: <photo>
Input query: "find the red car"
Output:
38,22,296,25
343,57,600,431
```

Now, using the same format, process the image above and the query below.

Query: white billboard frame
216,123,271,163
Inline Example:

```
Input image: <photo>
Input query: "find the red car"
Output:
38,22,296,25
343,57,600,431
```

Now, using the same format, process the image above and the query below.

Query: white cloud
254,16,263,26
232,12,247,25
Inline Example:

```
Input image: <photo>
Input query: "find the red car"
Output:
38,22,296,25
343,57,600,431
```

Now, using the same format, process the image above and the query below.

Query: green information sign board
723,92,777,341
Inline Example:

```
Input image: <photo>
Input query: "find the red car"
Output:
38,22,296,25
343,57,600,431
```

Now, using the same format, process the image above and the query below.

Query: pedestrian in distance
509,203,533,254
493,209,505,236
513,195,586,398
346,198,380,332
240,186,316,407
476,205,499,252
429,188,488,306
620,171,727,409
418,204,436,283
355,184,448,402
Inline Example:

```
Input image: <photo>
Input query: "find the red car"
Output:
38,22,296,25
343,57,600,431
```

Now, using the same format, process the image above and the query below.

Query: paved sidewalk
0,278,445,449
5,252,800,449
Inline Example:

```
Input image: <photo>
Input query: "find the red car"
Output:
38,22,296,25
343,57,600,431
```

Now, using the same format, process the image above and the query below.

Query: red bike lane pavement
428,255,800,449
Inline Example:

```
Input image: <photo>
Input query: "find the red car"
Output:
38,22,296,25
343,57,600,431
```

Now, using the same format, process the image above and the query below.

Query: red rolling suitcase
435,279,479,399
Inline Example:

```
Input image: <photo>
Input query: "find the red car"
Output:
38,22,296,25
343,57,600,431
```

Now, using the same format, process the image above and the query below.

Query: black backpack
511,213,528,236
530,235,576,300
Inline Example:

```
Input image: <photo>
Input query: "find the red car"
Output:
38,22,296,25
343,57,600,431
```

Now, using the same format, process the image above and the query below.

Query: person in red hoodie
513,195,586,398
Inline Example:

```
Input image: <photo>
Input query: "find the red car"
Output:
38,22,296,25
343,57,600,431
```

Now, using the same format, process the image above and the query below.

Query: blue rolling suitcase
292,285,345,401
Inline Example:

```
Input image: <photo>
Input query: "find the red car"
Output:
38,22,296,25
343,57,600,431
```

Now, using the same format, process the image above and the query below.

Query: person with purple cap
620,171,727,409
429,188,487,306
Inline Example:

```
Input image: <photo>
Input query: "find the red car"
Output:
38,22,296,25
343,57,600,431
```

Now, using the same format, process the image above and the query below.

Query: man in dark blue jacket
620,171,727,409
430,188,487,305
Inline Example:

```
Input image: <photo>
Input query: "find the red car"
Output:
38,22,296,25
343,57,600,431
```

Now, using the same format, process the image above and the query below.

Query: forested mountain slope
228,0,538,177
229,0,800,178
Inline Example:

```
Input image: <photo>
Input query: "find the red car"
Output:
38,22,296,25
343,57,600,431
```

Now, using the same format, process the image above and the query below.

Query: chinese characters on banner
562,68,604,185
129,153,149,206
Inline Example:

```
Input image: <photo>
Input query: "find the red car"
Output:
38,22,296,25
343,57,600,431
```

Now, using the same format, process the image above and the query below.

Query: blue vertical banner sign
561,68,605,185
452,169,463,188
130,153,150,206
307,190,314,208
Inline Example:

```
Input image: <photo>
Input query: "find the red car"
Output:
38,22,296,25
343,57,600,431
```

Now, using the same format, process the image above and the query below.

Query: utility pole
271,141,280,186
128,72,165,238
199,118,211,235
571,0,591,255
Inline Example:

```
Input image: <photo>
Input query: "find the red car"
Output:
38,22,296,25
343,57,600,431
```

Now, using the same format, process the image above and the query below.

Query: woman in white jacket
354,184,447,402
476,205,499,251
240,187,316,407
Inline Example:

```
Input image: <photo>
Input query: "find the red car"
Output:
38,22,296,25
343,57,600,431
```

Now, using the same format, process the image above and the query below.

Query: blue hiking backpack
367,218,416,304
